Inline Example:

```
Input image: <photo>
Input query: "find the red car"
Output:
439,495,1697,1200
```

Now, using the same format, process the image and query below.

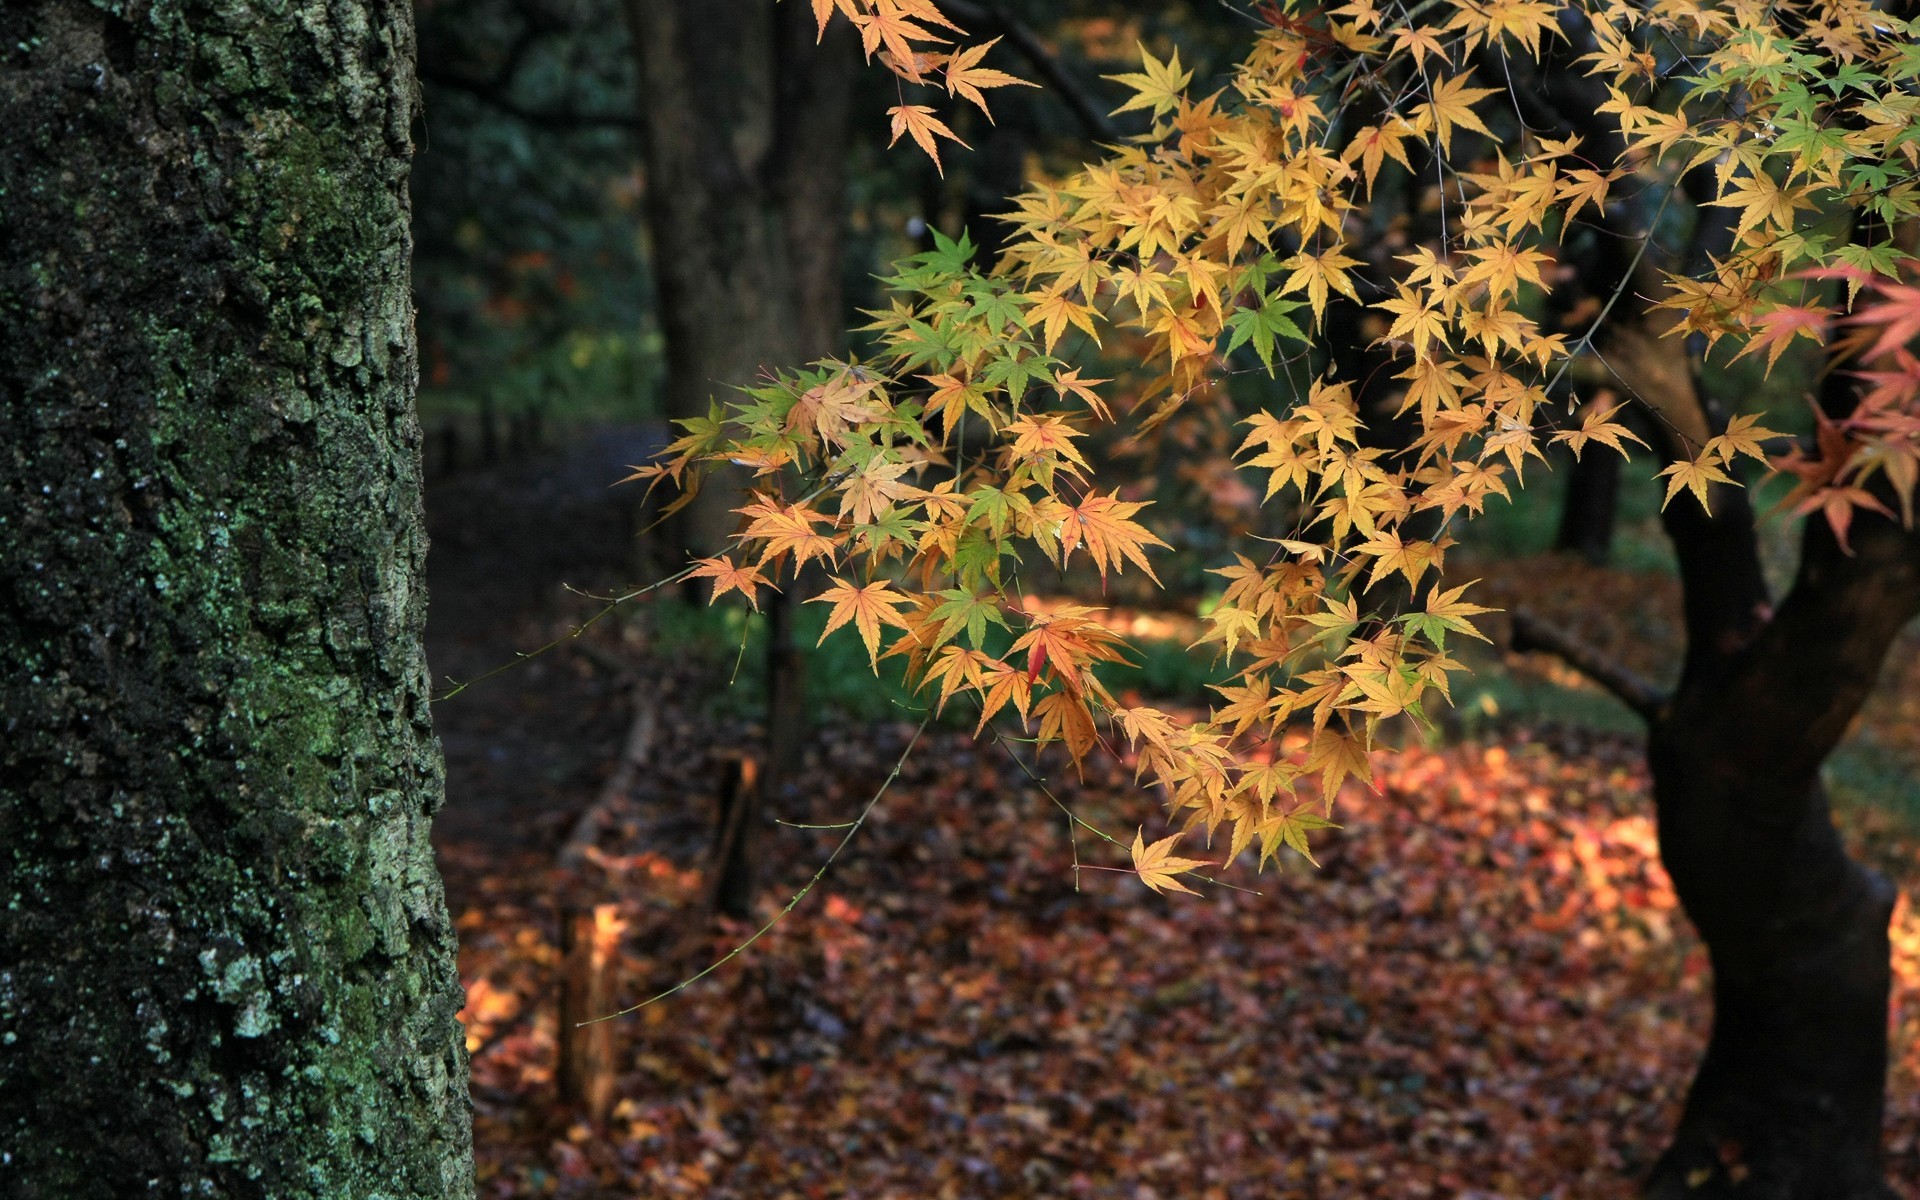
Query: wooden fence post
557,903,626,1122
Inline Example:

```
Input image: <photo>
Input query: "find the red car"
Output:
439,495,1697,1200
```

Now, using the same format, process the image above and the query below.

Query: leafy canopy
636,0,1920,891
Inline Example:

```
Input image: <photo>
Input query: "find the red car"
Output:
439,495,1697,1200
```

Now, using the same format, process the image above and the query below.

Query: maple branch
941,0,1120,143
1509,608,1665,722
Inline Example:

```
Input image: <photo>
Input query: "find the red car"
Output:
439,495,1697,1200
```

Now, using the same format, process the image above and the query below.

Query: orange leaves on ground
1053,491,1170,583
808,578,915,667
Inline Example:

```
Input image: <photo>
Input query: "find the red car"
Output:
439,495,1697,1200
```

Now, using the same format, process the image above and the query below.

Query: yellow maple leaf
1305,726,1372,802
1279,246,1364,324
1656,454,1736,513
1130,828,1212,896
1104,42,1192,120
944,37,1036,120
1412,72,1497,156
887,104,969,175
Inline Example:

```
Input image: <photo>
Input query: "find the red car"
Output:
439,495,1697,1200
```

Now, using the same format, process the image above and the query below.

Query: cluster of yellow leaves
807,0,1034,174
648,0,1920,893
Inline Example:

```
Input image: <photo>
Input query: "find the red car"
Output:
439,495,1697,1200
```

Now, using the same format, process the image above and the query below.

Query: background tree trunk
625,0,856,901
625,0,854,558
0,4,473,1197
1554,449,1620,564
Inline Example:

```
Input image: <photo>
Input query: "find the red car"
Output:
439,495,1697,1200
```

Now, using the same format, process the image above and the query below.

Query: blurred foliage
413,0,656,427
409,0,1263,435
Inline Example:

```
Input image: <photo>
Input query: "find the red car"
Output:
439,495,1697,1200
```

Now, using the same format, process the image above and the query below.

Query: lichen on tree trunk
0,3,473,1196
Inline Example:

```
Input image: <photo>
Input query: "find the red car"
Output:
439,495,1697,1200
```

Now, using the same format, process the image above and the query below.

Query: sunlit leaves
1055,492,1172,583
1104,43,1193,121
1411,72,1498,156
809,578,915,667
1130,828,1212,895
944,37,1036,118
639,1,1920,886
688,555,772,611
887,105,968,176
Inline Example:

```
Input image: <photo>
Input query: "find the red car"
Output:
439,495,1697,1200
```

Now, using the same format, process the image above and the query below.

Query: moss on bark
0,2,473,1196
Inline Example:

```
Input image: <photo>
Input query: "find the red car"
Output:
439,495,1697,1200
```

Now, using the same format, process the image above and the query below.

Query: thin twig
436,566,694,701
581,716,932,1022
942,0,1120,143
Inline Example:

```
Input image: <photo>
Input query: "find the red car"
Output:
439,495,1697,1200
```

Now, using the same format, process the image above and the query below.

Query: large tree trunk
0,4,473,1197
1488,25,1916,1188
1641,500,1919,1198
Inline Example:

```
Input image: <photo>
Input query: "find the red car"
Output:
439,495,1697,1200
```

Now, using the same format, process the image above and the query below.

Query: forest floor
426,430,1920,1199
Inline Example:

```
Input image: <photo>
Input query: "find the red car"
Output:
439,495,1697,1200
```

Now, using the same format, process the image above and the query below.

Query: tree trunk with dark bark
625,0,856,900
625,0,855,558
0,3,473,1197
1555,448,1620,564
1483,24,1918,1188
1640,498,1919,1198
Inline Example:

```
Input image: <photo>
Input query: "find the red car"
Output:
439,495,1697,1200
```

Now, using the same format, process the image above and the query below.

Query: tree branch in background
417,61,642,132
1509,608,1666,722
943,0,1121,143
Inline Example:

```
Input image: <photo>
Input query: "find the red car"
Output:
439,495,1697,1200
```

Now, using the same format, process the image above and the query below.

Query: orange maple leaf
1055,491,1171,583
887,104,969,175
944,37,1035,119
687,555,773,611
808,577,915,667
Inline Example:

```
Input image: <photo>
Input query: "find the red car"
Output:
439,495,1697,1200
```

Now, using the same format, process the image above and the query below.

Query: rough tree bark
0,3,473,1197
1640,495,1916,1198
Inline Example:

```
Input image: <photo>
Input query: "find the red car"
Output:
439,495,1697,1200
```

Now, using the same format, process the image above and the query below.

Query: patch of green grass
1442,668,1647,741
1827,735,1920,831
1442,451,1680,575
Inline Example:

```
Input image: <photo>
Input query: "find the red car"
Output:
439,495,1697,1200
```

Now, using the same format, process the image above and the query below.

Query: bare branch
1509,608,1665,722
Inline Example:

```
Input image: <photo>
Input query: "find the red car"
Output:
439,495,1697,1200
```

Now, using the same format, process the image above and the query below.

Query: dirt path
423,426,661,903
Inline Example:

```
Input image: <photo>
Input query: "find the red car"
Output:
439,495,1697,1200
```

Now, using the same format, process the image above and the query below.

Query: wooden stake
556,903,626,1122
